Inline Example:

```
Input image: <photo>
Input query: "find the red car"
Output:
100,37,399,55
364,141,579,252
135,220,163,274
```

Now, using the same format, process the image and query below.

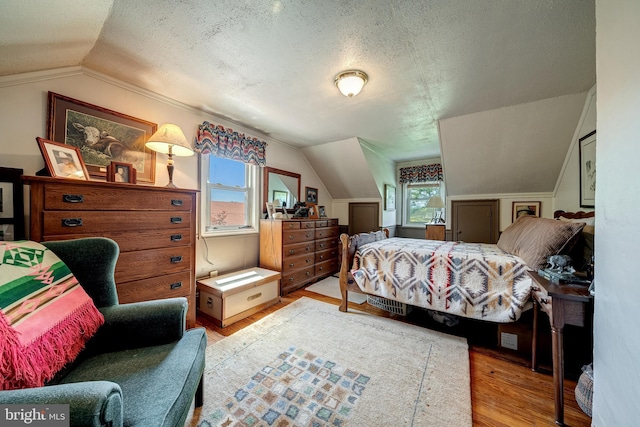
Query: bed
338,214,590,323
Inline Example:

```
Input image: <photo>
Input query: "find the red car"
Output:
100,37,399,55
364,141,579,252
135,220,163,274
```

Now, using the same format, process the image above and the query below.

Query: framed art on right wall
579,130,596,208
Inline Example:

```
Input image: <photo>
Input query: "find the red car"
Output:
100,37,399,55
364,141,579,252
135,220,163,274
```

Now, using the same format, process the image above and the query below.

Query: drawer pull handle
289,249,295,254
305,271,311,276
289,277,294,282
306,258,312,263
306,233,312,238
319,266,324,271
247,292,262,302
289,235,295,240
319,243,325,248
170,281,183,290
62,218,83,227
170,217,183,224
319,255,325,260
171,199,183,206
289,263,295,267
171,234,183,242
170,256,183,263
63,194,84,203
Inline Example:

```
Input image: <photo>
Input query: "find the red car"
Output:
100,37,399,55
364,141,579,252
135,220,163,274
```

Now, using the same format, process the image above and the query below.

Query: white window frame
402,182,444,226
199,154,260,237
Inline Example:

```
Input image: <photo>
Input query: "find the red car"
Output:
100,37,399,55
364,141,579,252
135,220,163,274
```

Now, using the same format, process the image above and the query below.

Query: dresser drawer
282,228,315,244
42,228,192,252
316,237,338,251
42,211,191,235
117,271,191,303
282,241,315,258
42,183,193,211
316,247,338,263
300,221,315,229
282,253,315,274
281,266,314,289
315,226,338,239
282,221,300,230
315,259,338,276
115,246,192,283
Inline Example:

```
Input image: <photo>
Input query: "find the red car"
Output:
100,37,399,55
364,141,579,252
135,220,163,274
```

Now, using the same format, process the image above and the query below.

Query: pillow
497,216,585,270
0,241,104,390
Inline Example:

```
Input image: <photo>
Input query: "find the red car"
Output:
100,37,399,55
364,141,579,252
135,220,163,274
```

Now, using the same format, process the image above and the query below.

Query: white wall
592,1,640,424
0,67,326,278
360,142,396,228
554,86,597,212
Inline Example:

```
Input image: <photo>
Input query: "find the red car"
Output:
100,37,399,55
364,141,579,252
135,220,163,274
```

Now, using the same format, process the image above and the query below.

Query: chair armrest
87,298,188,353
0,381,123,427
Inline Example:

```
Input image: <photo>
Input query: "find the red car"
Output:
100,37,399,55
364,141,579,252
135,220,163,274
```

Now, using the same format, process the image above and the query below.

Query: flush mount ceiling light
334,70,368,97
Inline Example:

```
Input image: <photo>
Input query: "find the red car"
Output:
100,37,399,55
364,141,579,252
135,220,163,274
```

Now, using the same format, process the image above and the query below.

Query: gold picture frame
47,92,157,182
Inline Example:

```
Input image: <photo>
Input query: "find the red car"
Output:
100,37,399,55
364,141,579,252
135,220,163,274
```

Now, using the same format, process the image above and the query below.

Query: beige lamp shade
426,195,445,208
145,123,194,156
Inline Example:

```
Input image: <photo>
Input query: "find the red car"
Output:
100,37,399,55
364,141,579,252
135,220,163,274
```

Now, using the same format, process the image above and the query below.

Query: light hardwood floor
196,287,591,426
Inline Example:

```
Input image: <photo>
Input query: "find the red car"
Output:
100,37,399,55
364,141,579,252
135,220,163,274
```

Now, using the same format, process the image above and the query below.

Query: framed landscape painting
47,92,157,182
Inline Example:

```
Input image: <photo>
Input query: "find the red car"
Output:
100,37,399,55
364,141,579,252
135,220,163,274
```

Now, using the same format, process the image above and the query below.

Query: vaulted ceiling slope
0,1,595,171
440,92,589,196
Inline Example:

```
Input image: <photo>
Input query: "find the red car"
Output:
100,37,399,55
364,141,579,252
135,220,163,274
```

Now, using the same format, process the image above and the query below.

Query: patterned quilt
351,238,533,322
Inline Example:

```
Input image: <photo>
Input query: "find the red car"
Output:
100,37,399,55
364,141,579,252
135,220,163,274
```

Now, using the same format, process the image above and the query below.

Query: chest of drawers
24,176,198,328
259,219,339,295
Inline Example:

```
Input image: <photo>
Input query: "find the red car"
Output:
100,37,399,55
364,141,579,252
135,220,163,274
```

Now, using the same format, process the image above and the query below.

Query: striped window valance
399,164,443,183
194,121,267,166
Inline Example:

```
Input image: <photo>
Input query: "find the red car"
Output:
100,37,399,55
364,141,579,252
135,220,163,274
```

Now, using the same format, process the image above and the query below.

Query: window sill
200,228,259,238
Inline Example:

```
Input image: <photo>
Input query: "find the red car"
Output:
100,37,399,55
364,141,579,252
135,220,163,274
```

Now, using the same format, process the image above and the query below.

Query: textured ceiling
0,0,595,163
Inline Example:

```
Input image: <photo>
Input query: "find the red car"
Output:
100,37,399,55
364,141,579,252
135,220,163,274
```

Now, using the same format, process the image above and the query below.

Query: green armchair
0,237,206,427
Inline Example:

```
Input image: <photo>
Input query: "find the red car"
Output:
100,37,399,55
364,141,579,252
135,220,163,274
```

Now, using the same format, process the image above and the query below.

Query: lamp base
166,154,178,188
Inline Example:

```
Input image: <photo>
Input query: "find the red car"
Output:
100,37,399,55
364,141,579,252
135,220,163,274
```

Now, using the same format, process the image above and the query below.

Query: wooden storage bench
197,267,280,327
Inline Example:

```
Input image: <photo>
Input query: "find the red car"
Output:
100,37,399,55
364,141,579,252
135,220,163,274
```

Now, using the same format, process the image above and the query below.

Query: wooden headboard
554,210,595,220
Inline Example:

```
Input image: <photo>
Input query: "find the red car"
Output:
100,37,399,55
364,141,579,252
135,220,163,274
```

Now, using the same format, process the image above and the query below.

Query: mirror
263,167,301,212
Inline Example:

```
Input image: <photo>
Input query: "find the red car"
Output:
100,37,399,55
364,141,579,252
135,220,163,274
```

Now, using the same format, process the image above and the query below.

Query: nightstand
529,271,593,426
425,223,445,241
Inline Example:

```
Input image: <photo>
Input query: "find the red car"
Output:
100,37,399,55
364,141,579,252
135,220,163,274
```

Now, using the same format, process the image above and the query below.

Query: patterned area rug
304,276,368,304
187,297,471,427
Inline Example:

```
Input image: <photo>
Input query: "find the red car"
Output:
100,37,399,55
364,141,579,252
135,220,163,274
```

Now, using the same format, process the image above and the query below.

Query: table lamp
427,195,445,223
145,123,194,188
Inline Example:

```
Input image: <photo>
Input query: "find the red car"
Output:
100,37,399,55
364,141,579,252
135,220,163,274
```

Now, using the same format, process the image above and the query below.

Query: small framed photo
318,205,327,218
307,203,319,220
512,201,541,223
36,137,90,180
265,202,277,219
385,184,396,211
305,187,318,204
107,161,137,184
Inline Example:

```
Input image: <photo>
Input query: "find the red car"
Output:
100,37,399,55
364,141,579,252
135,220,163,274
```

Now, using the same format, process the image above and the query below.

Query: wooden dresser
24,176,198,328
259,218,339,295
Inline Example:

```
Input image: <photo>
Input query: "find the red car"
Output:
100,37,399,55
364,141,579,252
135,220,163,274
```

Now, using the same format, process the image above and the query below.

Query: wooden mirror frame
263,167,301,213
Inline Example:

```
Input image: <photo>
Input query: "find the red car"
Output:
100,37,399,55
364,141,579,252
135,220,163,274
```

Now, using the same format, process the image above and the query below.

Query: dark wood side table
529,271,593,426
425,223,445,240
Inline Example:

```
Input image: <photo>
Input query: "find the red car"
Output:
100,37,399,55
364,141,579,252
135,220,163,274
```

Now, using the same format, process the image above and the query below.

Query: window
201,155,259,235
403,183,443,225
